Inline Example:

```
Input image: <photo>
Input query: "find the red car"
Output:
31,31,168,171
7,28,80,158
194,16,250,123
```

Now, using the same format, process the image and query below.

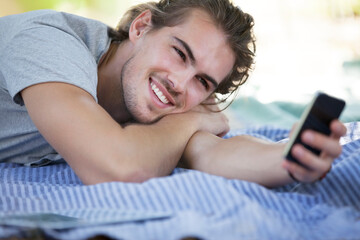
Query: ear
129,10,152,43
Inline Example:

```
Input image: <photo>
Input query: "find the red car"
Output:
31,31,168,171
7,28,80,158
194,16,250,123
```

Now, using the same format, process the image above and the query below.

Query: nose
168,69,193,94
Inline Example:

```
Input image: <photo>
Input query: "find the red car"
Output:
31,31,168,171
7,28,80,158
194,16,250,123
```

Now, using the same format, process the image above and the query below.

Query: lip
149,77,175,108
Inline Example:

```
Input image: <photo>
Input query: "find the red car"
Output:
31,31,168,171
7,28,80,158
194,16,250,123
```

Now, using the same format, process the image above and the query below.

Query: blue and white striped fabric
1,122,360,240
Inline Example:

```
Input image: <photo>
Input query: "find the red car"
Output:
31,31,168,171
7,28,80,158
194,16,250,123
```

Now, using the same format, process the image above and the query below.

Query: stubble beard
121,57,163,125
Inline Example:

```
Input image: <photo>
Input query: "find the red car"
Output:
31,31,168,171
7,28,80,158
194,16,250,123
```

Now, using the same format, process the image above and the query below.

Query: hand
282,119,347,183
189,101,230,137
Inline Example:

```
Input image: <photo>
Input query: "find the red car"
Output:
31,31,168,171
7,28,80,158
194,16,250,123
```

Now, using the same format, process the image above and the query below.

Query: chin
136,116,163,125
125,98,165,124
129,109,163,124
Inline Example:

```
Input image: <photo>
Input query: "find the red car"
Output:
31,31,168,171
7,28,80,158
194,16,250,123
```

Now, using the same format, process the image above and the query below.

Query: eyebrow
174,37,219,89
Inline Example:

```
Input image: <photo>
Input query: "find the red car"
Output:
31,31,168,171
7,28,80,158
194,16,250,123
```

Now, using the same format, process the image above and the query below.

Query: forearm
22,82,206,185
114,113,201,181
182,131,293,188
64,112,205,185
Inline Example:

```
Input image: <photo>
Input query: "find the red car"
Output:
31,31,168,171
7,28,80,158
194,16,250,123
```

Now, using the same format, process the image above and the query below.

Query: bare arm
181,120,346,188
181,132,289,187
22,83,228,184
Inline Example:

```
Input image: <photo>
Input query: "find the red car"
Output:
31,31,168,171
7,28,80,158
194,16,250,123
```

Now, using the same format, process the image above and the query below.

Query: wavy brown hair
107,0,256,106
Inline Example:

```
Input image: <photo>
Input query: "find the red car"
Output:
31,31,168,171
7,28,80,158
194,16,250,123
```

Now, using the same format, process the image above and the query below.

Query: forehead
162,9,235,85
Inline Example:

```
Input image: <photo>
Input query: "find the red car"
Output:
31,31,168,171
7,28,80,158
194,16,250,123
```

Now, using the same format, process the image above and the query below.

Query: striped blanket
0,122,359,240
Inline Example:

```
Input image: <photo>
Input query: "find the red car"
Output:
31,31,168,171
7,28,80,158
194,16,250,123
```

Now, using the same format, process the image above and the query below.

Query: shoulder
0,11,112,105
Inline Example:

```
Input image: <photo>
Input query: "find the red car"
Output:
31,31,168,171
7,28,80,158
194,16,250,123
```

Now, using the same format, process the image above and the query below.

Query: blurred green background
0,0,139,27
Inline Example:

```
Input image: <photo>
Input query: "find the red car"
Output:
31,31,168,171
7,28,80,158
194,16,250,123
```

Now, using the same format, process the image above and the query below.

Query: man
0,0,346,187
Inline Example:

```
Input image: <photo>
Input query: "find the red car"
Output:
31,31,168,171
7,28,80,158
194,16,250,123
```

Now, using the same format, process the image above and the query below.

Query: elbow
80,164,160,185
116,167,159,183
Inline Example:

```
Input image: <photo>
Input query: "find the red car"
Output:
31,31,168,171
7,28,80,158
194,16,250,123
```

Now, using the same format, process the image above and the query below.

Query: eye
173,47,186,62
197,76,209,90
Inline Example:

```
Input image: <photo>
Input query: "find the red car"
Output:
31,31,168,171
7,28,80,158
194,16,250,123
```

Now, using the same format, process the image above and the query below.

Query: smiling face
98,9,235,124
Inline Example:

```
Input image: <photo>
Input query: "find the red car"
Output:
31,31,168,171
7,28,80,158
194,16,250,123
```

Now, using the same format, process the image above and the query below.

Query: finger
218,130,229,138
209,104,221,112
291,144,331,173
202,95,217,104
301,130,342,158
218,118,230,137
282,160,315,183
330,120,347,138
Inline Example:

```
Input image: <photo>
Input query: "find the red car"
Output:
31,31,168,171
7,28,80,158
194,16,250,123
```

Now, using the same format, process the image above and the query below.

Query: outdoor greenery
13,0,360,18
15,0,121,16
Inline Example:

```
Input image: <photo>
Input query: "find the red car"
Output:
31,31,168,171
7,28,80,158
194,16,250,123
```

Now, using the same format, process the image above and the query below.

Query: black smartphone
283,92,346,168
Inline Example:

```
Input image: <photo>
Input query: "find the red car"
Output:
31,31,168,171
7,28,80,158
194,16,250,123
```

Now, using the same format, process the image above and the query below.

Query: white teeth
151,82,170,104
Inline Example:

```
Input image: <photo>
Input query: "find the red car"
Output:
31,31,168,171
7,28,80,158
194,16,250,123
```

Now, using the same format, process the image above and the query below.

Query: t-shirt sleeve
0,21,98,105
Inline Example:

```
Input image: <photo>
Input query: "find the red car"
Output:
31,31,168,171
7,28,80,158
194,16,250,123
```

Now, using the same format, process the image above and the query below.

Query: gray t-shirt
0,10,111,166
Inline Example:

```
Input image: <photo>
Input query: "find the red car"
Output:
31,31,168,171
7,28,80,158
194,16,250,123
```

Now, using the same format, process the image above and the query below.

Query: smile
151,81,170,104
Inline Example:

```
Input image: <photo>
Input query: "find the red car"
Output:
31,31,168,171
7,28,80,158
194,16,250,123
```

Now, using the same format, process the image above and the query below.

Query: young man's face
112,9,235,123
